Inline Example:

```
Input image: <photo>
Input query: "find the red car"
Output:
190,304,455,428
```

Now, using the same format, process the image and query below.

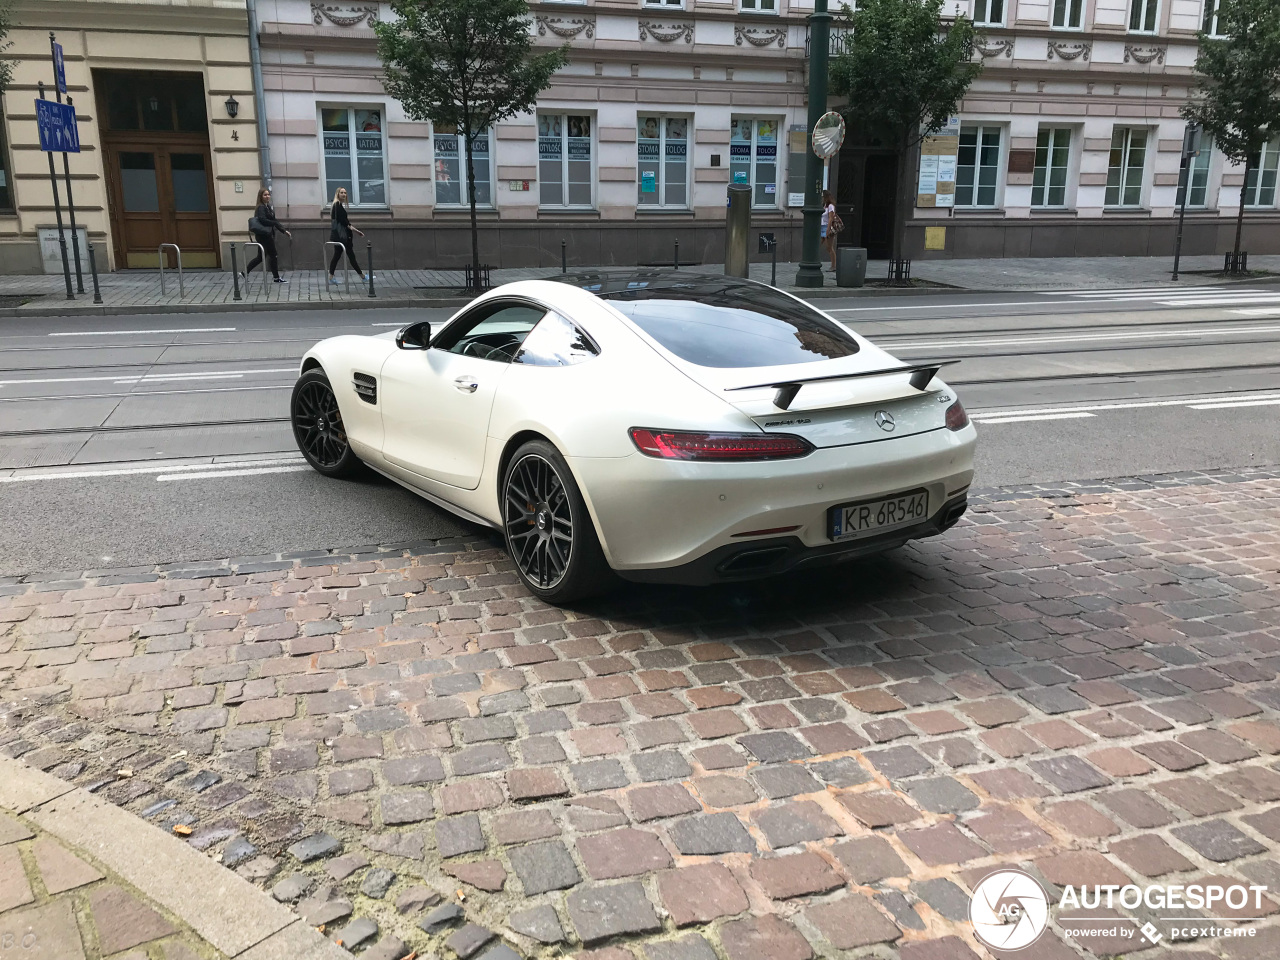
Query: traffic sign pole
38,81,74,301
50,33,83,294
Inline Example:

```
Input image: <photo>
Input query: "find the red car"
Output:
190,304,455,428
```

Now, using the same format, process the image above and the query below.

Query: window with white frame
740,0,777,11
1176,136,1213,207
1052,0,1084,28
644,0,683,6
1032,128,1071,207
1243,138,1279,207
321,107,387,206
637,115,689,208
538,114,594,208
1130,0,1159,32
433,125,493,208
1202,0,1224,34
973,0,1005,26
956,126,1001,207
730,117,780,208
1106,127,1149,207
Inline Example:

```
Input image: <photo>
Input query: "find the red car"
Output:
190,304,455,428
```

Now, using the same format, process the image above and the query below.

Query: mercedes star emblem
875,410,896,432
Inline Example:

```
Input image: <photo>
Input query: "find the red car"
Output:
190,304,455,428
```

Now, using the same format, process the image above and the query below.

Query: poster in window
733,171,749,184
731,118,748,142
356,110,382,133
757,120,776,143
539,115,561,138
642,171,657,193
666,117,687,140
639,117,659,140
568,115,590,138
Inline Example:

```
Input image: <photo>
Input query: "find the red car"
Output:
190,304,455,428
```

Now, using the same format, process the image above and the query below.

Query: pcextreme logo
969,870,1050,950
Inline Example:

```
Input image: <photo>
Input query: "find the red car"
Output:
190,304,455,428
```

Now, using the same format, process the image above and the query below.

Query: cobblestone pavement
2,469,1280,960
1,798,234,959
0,254,1273,314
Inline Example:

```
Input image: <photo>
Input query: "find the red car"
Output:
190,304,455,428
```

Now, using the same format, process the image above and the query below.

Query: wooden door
860,154,898,261
105,142,217,268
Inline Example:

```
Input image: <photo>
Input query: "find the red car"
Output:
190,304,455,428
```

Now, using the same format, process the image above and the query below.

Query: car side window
514,312,600,367
433,302,547,363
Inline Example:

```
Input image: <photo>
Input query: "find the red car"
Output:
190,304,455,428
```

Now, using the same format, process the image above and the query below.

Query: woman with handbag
245,187,291,283
328,188,369,284
820,189,842,272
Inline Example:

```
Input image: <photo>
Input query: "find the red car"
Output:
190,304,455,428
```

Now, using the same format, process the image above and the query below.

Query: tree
1182,0,1280,266
829,0,980,271
0,2,16,93
375,0,567,289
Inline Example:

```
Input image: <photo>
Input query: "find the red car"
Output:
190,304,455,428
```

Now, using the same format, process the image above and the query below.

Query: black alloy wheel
291,368,363,477
501,440,614,603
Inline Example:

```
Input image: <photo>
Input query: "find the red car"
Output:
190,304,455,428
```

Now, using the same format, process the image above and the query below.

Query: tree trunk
1233,152,1251,266
465,127,481,291
891,133,911,281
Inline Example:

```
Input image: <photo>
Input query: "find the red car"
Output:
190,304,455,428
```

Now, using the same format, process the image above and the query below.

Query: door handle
454,376,479,394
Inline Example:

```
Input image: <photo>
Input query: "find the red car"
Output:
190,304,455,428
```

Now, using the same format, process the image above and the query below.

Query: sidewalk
3,467,1280,959
1,254,1275,318
0,754,351,960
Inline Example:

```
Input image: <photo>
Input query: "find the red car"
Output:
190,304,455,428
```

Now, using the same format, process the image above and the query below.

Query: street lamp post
795,0,830,289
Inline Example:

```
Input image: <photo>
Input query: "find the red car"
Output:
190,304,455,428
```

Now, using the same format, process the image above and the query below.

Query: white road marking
0,384,291,403
47,328,237,337
1233,307,1280,316
825,301,1109,313
0,457,305,484
893,324,1280,350
971,392,1280,419
1187,398,1280,410
156,465,311,481
1155,294,1280,307
371,322,405,327
0,368,295,387
1055,287,1255,298
972,411,1096,424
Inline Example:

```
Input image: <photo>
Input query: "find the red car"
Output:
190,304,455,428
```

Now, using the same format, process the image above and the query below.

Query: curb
0,754,349,960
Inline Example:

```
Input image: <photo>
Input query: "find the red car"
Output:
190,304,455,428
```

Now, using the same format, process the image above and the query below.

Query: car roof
549,270,768,299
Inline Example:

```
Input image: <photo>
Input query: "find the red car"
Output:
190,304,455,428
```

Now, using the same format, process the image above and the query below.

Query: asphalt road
2,279,1278,574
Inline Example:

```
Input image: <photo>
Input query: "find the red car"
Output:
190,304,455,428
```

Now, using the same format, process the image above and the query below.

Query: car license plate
829,489,929,541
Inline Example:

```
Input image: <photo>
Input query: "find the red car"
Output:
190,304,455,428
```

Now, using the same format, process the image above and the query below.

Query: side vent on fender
352,372,377,405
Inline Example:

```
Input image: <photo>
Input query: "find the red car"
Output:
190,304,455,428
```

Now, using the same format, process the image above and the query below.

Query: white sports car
291,272,976,602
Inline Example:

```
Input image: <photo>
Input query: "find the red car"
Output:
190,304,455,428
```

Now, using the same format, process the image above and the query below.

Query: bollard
771,237,777,288
674,239,679,270
231,244,242,301
88,243,103,305
367,241,376,298
561,239,567,274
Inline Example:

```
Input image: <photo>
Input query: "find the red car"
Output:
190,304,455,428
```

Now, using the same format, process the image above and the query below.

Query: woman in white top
820,189,838,271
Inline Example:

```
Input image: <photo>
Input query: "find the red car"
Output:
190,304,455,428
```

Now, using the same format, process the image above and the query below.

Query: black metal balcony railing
805,26,853,58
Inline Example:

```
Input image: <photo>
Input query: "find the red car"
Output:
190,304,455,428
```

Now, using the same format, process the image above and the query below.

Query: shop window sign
434,126,492,207
322,107,386,207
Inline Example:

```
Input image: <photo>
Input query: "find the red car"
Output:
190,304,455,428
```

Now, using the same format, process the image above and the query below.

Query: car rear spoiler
725,360,961,411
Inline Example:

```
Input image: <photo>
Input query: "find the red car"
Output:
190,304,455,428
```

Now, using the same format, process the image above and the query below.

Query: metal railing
243,242,268,297
323,241,350,292
158,243,183,297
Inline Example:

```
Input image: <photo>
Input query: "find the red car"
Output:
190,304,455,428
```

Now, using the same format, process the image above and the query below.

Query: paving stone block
897,822,988,865
87,884,176,955
508,840,581,895
754,800,843,849
287,832,341,863
1173,819,1267,862
31,837,103,894
567,881,661,943
752,764,822,799
436,814,486,858
911,878,971,921
749,851,843,899
906,777,979,814
830,836,910,883
627,783,700,821
838,791,920,827
641,934,718,960
571,759,630,792
446,923,496,958
1028,755,1112,793
631,750,692,782
719,915,814,960
656,861,749,926
667,812,756,855
508,904,565,943
737,731,811,763
578,828,673,880
1110,835,1195,877
964,806,1053,853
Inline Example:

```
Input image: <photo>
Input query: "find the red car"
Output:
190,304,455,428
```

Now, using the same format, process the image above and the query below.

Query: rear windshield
561,274,858,368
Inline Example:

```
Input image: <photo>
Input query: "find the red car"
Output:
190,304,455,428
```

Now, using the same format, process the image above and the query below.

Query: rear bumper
617,492,969,586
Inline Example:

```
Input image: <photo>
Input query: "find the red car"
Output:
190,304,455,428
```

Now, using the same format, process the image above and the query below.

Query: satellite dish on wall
812,111,846,160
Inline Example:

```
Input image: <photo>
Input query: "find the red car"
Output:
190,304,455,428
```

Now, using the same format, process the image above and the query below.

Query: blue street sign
52,41,66,94
36,99,79,153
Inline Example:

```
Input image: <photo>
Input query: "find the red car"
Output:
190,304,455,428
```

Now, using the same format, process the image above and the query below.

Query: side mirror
396,320,431,350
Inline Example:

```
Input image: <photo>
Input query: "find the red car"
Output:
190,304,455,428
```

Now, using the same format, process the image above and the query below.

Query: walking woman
245,187,291,283
328,187,369,284
820,189,840,272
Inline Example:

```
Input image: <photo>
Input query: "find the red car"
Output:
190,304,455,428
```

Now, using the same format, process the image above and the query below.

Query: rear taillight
946,399,969,431
629,428,813,461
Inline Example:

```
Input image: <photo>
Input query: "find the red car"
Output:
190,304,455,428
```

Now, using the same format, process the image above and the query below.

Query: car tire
291,368,364,478
502,439,615,604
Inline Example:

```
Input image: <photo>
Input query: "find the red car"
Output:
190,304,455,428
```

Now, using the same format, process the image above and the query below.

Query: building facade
0,0,263,273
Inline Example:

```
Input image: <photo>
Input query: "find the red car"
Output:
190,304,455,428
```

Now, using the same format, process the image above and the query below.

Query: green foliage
1183,0,1280,163
0,2,16,93
829,0,981,148
375,0,567,135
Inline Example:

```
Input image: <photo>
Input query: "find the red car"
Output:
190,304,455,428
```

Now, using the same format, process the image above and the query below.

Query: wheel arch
300,356,323,374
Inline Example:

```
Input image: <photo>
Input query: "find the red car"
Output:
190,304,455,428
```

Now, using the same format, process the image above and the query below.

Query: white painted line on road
156,465,312,482
972,411,1096,424
372,322,405,327
1187,398,1280,410
0,457,305,484
972,392,1280,419
0,368,295,387
1040,286,1247,296
47,328,237,337
0,384,291,403
1232,308,1280,316
825,301,1114,313
894,324,1280,350
1155,294,1280,307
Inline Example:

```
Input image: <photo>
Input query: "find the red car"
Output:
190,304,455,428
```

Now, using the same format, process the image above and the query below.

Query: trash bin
724,184,752,278
837,247,867,288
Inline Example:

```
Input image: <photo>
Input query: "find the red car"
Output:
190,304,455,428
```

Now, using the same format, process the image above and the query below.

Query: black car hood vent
353,372,377,404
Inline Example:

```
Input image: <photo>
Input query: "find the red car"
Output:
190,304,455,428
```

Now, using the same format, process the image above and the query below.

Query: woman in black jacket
328,187,368,284
245,187,291,283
